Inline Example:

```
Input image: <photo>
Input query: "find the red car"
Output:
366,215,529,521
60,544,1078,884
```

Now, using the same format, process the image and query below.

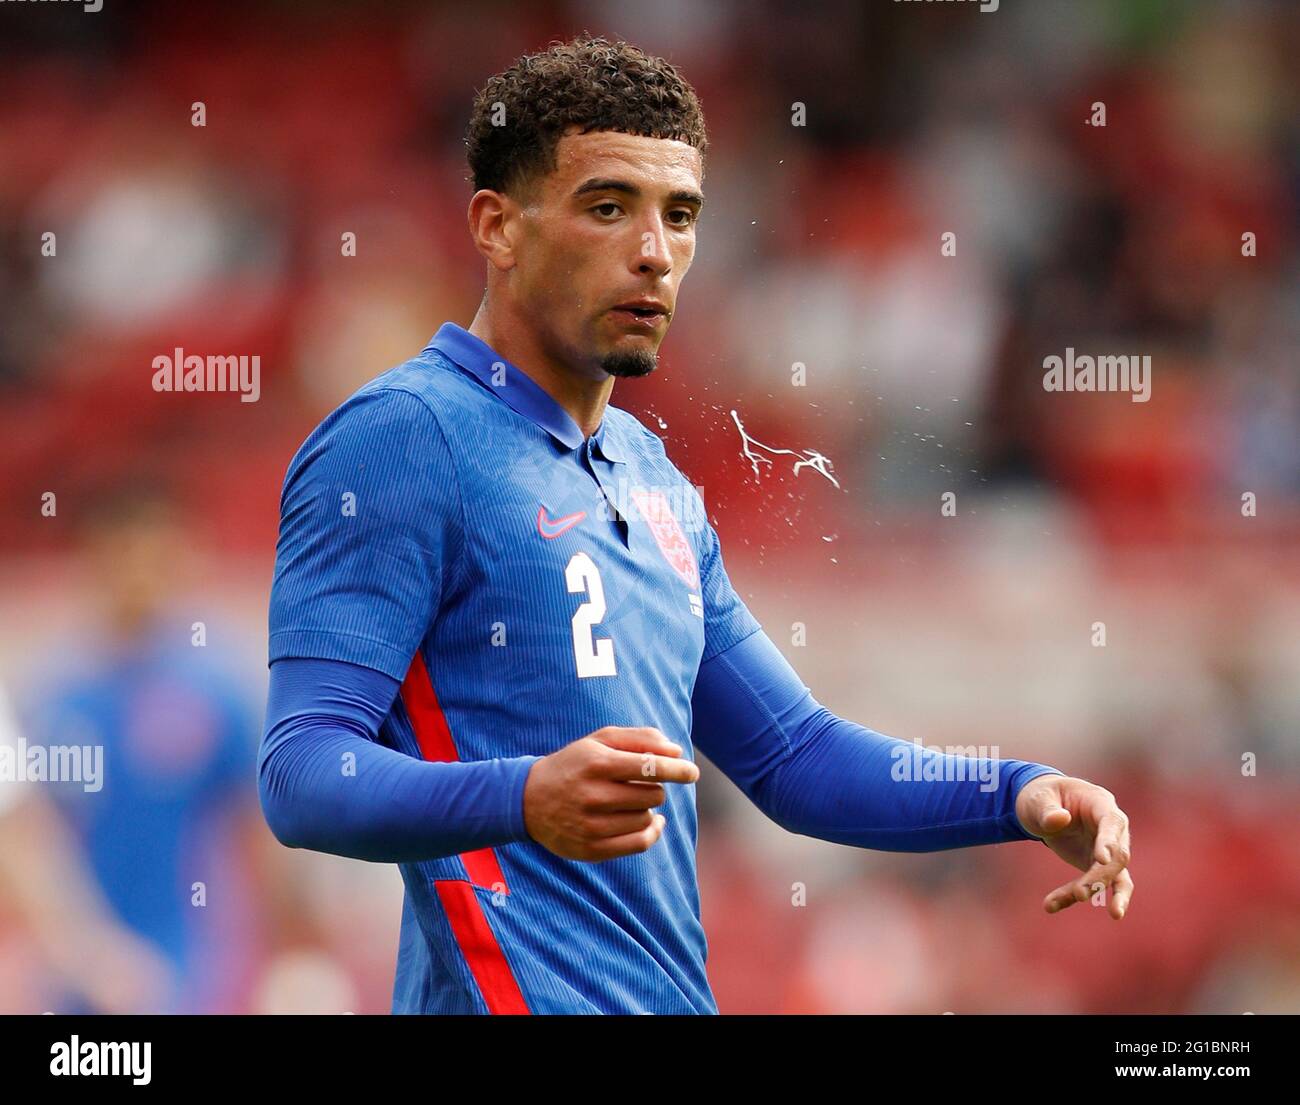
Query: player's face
86,510,188,636
512,128,703,380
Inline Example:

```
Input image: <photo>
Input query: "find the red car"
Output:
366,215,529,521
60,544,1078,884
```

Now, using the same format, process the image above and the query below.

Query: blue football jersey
268,322,761,1013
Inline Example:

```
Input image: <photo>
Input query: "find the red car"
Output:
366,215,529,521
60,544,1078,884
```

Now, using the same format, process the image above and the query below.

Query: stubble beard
600,346,658,379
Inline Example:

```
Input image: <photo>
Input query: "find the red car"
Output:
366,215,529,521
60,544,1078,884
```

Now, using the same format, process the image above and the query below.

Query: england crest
630,489,700,591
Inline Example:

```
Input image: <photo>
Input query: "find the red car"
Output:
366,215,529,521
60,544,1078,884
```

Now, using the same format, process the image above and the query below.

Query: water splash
729,409,841,489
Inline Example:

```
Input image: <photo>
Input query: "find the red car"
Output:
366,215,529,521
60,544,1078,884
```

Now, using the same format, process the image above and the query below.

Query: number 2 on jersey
566,551,616,678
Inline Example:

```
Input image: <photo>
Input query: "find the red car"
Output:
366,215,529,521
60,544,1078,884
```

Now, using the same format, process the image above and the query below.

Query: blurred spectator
14,483,262,1013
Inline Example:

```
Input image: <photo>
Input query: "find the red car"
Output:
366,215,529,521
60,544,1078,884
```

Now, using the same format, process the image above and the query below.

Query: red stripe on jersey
400,651,457,762
401,652,509,894
435,880,531,1015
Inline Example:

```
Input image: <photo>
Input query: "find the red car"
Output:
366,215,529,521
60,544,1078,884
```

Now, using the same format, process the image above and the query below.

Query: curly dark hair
466,35,708,198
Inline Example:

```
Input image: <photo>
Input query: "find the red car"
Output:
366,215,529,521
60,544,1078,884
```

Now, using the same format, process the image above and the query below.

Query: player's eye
667,208,697,227
592,202,622,219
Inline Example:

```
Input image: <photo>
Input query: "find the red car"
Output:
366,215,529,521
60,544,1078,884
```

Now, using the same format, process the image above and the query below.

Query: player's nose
632,218,672,278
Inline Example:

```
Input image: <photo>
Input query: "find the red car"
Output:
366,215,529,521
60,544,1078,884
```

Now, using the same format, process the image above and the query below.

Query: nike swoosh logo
537,506,587,540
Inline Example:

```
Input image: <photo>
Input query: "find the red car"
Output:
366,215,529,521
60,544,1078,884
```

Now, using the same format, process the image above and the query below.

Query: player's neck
468,305,614,440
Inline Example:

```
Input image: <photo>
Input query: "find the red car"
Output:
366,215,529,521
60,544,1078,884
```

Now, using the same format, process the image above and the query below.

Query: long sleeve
258,656,540,863
690,628,1063,850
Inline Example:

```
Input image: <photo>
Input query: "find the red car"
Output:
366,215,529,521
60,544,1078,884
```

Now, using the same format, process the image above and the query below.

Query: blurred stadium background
0,0,1297,1013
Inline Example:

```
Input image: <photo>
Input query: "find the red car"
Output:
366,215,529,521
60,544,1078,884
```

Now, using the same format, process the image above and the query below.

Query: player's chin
599,341,660,379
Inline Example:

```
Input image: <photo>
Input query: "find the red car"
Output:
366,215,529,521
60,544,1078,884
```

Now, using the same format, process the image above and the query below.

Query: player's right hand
522,726,699,862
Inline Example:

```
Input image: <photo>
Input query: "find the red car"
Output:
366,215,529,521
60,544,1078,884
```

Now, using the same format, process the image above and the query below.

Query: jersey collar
426,322,626,463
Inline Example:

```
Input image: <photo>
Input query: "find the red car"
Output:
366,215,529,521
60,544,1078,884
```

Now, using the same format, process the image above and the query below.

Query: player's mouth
609,298,669,330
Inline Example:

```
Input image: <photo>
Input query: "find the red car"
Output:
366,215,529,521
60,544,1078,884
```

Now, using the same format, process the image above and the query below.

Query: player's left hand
1014,774,1133,920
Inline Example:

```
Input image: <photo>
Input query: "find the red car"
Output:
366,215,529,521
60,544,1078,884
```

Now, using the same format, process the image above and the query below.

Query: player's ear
467,189,518,272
